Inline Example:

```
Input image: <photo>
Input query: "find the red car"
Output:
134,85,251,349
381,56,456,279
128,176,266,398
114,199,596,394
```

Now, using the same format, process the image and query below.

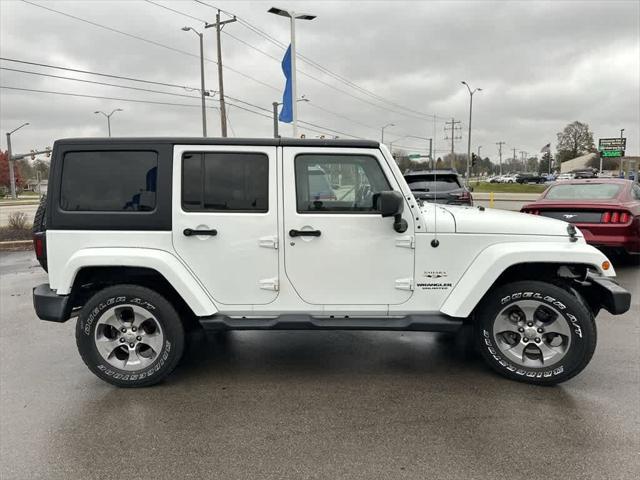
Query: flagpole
290,14,298,138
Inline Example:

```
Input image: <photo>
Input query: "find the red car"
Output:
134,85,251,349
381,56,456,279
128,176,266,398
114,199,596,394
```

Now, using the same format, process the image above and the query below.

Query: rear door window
182,152,269,212
60,151,157,211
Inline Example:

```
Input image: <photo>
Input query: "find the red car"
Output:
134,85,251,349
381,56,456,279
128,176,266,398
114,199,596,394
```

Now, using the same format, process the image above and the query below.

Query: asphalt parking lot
1,250,638,480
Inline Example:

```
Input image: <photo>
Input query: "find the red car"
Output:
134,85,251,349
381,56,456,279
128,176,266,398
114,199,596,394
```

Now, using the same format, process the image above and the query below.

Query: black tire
32,194,47,234
475,281,596,385
76,285,185,387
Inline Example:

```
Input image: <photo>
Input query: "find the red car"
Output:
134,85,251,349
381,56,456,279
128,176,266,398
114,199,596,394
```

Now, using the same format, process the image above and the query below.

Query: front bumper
583,276,632,315
33,283,72,322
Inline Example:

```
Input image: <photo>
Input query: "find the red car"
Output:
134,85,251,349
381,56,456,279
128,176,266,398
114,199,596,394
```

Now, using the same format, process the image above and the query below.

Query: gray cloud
1,0,638,162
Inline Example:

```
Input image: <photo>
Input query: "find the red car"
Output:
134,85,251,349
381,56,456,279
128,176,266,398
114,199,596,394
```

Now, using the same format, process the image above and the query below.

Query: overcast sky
1,0,639,163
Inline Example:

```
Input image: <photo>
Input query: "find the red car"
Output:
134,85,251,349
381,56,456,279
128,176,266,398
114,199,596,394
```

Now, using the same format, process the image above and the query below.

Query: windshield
546,183,622,200
405,175,461,192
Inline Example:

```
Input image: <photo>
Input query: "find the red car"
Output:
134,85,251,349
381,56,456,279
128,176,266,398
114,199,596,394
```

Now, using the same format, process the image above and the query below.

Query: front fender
439,241,614,318
54,247,218,316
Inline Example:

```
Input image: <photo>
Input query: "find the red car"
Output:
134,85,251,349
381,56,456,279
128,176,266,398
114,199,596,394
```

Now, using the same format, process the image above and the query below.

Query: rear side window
60,151,158,211
405,175,461,192
546,183,622,200
182,152,268,212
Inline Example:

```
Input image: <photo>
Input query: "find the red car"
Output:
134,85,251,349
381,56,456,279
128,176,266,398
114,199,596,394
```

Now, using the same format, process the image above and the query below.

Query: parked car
556,173,575,181
404,169,473,205
572,169,598,179
500,174,518,183
521,179,640,255
32,137,630,387
516,173,546,184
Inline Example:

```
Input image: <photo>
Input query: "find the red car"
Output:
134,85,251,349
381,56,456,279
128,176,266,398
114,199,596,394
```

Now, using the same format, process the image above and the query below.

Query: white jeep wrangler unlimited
32,138,631,387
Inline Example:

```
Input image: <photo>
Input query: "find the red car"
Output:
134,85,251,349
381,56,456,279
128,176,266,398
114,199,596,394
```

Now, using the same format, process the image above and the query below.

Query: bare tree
556,121,595,163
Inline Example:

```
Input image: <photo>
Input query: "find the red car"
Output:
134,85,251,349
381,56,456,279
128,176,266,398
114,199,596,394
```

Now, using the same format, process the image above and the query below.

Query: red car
521,179,640,255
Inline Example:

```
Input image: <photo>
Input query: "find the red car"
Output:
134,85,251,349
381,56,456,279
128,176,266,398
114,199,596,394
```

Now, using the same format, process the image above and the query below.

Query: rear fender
53,247,218,316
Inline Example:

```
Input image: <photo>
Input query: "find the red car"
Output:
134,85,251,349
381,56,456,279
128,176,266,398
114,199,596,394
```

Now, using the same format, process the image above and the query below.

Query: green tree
556,121,595,163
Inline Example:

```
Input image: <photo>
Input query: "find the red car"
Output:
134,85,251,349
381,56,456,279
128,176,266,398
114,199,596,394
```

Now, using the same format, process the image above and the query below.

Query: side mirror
374,190,408,233
375,190,404,217
469,186,474,192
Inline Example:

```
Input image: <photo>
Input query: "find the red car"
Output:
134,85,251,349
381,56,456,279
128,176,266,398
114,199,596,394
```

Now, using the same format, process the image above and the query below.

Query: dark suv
404,169,473,205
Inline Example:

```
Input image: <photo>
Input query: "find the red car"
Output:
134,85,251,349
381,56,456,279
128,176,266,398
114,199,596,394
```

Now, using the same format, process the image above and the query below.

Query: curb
0,202,39,207
0,240,32,251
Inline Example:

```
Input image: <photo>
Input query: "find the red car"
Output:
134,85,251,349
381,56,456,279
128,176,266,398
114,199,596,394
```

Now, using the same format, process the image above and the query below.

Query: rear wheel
475,281,596,385
76,285,185,387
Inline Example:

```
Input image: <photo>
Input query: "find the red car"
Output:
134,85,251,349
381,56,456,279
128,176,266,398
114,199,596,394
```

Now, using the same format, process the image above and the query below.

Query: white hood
442,205,580,237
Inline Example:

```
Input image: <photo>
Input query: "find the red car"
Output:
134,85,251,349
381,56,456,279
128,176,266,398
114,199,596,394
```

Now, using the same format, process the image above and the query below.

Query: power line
193,0,449,121
0,57,364,138
20,0,280,92
0,66,210,100
0,85,219,109
146,0,437,125
0,57,199,91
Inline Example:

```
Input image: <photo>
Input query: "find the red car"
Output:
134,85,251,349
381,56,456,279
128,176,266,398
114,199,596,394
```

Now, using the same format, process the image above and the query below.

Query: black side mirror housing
374,191,408,233
375,190,404,217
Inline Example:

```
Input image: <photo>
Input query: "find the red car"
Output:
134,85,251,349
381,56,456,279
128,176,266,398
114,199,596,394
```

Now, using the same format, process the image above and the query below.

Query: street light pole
620,128,625,177
381,123,395,145
269,7,316,138
461,81,482,185
272,102,279,138
182,27,207,137
94,109,123,137
5,122,29,199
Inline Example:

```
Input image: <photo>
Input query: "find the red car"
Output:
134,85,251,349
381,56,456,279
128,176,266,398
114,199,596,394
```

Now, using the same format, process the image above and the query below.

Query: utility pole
496,141,505,175
444,118,461,169
205,11,236,137
512,148,517,171
520,151,528,171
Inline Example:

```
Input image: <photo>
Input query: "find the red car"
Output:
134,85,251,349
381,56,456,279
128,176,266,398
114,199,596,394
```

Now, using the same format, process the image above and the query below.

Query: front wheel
76,285,185,387
475,281,596,385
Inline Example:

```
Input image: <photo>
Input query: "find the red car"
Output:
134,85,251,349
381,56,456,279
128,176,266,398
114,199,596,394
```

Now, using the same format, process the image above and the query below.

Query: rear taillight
601,210,631,224
33,234,44,258
32,232,47,271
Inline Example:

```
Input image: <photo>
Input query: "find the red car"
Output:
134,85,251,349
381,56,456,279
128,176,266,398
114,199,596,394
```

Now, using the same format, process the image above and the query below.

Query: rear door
172,145,279,305
282,147,415,306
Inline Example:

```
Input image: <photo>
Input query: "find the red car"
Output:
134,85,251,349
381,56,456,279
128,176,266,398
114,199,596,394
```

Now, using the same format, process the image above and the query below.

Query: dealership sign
598,138,626,158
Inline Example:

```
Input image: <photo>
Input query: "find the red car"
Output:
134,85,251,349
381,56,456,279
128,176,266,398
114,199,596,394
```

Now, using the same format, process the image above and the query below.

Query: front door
282,147,415,306
172,145,279,305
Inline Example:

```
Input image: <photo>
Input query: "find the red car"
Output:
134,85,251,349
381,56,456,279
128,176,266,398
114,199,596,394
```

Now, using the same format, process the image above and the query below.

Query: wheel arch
439,241,613,318
53,247,218,317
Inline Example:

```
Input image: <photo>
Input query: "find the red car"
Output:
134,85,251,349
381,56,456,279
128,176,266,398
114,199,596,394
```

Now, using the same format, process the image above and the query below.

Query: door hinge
395,235,415,249
259,236,278,250
259,277,279,291
395,278,414,291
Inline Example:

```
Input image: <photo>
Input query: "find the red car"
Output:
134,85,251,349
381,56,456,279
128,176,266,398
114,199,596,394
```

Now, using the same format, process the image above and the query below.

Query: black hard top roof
54,137,380,148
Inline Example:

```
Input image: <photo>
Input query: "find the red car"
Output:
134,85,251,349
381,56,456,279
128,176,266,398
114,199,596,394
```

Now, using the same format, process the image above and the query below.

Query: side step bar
198,314,463,333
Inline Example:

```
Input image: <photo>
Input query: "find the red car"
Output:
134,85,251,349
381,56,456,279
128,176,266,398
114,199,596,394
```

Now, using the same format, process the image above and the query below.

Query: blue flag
279,44,293,123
